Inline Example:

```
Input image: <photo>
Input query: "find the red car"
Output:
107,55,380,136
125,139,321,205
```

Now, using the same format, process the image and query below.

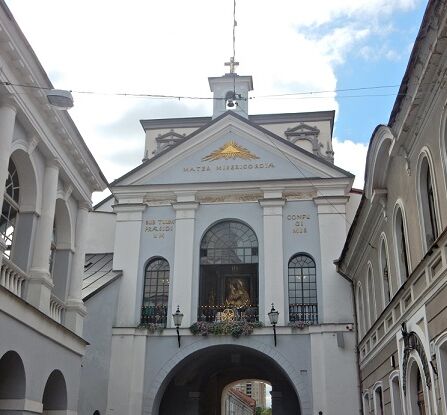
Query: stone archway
42,370,67,414
153,344,303,415
0,350,26,410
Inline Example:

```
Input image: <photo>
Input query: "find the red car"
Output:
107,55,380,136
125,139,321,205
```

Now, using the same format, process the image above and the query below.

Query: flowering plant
139,322,165,334
190,320,263,338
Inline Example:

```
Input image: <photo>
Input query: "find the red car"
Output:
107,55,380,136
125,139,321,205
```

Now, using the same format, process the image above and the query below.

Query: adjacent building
337,1,447,414
0,1,108,414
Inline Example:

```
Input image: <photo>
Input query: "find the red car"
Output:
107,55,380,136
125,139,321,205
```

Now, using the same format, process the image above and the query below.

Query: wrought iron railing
0,257,28,298
141,305,167,327
289,303,318,324
197,305,259,323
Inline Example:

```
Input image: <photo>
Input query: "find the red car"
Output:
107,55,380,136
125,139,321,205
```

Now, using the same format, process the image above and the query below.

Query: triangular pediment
285,123,320,137
112,112,352,187
156,131,185,142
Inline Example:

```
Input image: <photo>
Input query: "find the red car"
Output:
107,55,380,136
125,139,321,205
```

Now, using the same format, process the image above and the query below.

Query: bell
227,99,235,108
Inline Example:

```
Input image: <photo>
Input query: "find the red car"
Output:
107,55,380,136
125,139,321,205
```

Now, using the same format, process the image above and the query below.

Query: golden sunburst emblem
202,140,259,162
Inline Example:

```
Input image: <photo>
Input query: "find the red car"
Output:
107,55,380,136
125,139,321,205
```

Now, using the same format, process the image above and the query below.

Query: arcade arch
42,369,67,414
0,350,26,405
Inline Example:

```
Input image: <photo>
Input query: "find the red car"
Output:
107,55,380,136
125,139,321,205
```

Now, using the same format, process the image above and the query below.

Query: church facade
4,0,447,414
78,74,361,414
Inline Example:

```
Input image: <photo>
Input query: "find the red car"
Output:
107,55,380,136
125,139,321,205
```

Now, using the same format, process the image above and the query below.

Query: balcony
289,303,318,325
140,305,168,327
1,255,66,324
0,256,28,298
198,305,259,323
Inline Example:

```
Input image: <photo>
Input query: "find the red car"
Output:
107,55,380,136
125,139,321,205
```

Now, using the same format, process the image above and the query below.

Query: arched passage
42,370,67,414
0,351,26,403
156,345,301,415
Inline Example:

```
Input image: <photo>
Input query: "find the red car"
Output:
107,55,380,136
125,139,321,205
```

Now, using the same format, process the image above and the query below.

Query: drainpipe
335,262,363,415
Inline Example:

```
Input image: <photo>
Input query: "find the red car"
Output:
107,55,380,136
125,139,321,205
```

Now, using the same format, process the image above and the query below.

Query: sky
5,0,427,200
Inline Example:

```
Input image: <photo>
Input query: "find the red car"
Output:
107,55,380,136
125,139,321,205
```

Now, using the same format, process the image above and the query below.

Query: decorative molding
27,135,39,154
202,140,259,162
401,325,432,394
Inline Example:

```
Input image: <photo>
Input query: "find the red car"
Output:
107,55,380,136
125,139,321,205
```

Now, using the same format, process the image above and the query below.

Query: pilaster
259,196,286,325
65,201,90,335
113,202,146,326
0,101,17,211
171,199,199,327
0,101,17,254
27,159,60,313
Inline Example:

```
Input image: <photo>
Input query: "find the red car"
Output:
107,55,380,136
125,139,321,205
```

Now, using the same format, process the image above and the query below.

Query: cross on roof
225,57,239,74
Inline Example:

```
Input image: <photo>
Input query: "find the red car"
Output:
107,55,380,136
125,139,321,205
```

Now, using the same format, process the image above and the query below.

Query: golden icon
202,140,259,161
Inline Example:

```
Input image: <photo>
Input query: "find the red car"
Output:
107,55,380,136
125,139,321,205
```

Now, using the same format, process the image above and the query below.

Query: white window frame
393,202,411,286
389,371,403,415
379,234,392,308
373,381,384,415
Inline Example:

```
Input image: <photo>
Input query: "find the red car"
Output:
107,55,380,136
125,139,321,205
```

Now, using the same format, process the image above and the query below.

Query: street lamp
268,303,279,347
172,306,184,348
46,89,74,110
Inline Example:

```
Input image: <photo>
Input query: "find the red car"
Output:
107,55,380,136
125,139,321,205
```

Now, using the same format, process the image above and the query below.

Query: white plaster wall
85,211,116,254
311,331,359,414
317,202,354,322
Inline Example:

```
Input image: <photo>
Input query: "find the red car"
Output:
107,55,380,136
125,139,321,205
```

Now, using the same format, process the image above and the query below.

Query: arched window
366,265,376,327
374,385,384,415
199,220,258,322
380,238,391,307
356,284,365,337
439,339,447,414
419,156,439,249
141,257,170,327
288,254,318,324
362,392,370,415
0,160,20,259
49,221,57,275
390,372,403,415
395,206,409,283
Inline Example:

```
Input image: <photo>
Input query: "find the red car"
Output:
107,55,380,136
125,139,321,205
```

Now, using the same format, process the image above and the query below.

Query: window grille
200,221,258,265
141,257,170,327
288,254,318,324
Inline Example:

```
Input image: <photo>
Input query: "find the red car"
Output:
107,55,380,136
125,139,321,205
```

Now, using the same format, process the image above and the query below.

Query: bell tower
208,59,253,119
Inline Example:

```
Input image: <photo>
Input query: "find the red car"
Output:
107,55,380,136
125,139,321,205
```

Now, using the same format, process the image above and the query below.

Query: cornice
0,13,107,196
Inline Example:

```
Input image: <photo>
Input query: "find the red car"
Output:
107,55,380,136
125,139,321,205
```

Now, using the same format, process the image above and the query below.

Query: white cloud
4,0,420,188
333,137,368,189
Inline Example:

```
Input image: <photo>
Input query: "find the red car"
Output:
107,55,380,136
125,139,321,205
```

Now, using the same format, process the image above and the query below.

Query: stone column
65,201,90,335
171,200,199,327
0,101,17,265
260,196,286,325
27,159,59,313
